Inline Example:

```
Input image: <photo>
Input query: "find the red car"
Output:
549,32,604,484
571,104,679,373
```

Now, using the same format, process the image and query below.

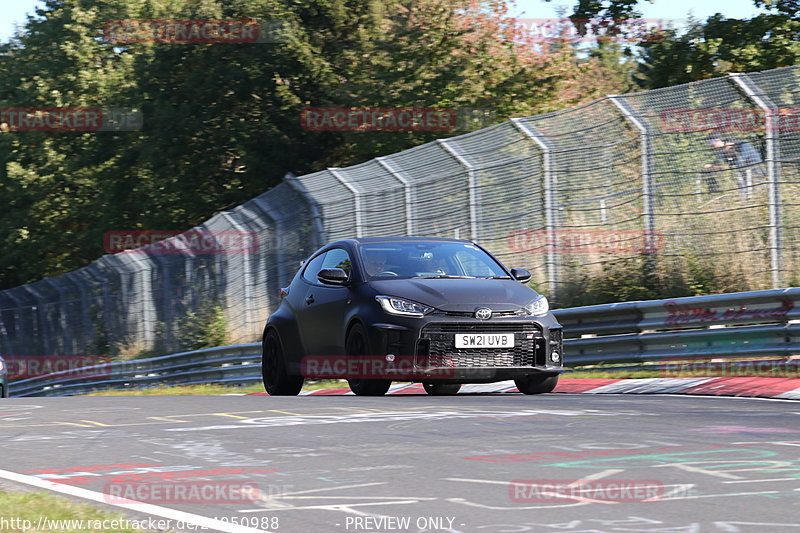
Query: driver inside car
364,251,390,276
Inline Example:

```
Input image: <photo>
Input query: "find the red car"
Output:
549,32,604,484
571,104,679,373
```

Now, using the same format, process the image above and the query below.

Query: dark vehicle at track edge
262,237,563,396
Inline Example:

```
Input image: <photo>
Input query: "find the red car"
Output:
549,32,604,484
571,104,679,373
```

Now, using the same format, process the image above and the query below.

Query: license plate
455,333,515,349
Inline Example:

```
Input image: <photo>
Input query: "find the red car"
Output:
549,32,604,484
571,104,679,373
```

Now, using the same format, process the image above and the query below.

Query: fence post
376,156,416,235
84,264,115,352
510,118,559,299
437,139,480,241
3,289,25,355
251,196,288,288
65,271,92,354
43,278,69,353
0,303,9,356
328,168,365,238
221,213,254,340
730,73,783,288
161,257,174,351
22,285,48,355
284,172,327,247
609,96,657,254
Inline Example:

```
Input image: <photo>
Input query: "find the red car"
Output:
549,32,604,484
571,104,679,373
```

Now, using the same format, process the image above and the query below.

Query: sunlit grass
82,380,348,396
0,491,149,532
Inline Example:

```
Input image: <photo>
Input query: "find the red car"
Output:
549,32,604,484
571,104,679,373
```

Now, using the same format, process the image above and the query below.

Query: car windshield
358,241,509,280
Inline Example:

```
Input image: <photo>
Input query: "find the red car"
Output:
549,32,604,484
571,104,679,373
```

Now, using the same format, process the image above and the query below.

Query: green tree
552,0,800,88
0,0,634,289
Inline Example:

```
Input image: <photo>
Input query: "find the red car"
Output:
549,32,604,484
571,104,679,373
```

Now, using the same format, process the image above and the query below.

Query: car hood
368,278,538,312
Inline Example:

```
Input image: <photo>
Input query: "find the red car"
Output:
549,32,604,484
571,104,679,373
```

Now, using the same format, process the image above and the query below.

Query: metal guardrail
7,288,800,397
553,287,800,364
9,344,263,397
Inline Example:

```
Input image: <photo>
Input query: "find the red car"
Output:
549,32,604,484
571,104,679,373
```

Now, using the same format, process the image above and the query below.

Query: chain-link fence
1,66,799,357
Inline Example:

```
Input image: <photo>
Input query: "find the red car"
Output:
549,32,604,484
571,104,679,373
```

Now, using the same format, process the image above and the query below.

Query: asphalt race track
1,394,799,533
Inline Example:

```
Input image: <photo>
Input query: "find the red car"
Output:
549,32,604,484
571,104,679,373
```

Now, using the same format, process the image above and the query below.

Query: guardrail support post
730,73,783,289
328,168,364,238
510,118,559,299
609,96,657,255
251,196,288,287
376,156,416,235
284,173,327,248
438,139,480,241
221,213,255,338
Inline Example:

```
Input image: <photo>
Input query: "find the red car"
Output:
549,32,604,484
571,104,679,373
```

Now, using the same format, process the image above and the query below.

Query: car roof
332,236,473,247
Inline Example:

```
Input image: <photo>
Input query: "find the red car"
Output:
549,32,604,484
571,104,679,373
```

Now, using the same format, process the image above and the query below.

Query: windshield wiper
484,275,511,279
413,275,477,279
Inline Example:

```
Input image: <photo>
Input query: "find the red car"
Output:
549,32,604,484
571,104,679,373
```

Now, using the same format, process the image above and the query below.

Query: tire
262,329,304,396
514,374,559,395
346,323,391,396
423,382,461,395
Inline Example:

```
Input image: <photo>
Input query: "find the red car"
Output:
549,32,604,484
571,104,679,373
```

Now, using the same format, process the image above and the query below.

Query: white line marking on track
566,469,624,488
0,468,272,533
660,490,783,501
445,477,615,505
723,478,800,483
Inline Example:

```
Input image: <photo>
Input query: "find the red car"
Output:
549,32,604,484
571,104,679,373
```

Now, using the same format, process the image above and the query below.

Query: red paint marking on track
305,387,352,395
681,377,800,398
552,378,624,393
241,377,800,399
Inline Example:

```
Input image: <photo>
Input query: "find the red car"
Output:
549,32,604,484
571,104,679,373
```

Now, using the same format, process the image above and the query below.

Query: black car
262,237,564,396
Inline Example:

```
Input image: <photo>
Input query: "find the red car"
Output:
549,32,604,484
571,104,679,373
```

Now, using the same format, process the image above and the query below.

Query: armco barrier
554,287,800,364
7,288,800,397
9,344,262,397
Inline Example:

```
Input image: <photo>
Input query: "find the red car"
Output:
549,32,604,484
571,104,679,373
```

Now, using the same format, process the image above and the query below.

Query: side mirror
510,268,531,283
317,268,349,285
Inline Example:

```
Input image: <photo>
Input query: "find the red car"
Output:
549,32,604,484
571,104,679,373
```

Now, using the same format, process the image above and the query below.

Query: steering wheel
378,271,399,276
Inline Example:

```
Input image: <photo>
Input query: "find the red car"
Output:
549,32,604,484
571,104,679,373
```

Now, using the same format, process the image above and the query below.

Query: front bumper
367,313,564,383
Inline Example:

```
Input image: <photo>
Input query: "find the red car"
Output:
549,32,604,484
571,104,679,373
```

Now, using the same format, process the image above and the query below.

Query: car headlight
0,358,4,373
519,295,549,316
376,296,433,318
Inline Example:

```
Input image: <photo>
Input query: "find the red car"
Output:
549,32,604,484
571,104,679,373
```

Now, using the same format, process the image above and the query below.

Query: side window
301,252,328,283
321,248,352,275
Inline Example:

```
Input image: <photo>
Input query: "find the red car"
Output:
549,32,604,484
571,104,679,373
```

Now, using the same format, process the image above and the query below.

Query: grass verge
83,380,347,396
0,491,149,532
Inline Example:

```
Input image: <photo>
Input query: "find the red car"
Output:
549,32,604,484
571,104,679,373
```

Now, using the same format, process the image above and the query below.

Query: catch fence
1,66,799,356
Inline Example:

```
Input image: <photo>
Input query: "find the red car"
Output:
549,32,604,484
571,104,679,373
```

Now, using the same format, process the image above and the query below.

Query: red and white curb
247,377,800,399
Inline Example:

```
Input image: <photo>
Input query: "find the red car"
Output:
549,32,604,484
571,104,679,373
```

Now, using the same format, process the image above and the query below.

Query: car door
295,248,353,356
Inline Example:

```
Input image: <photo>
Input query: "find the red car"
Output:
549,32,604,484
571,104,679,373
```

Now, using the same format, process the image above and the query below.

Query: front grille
418,323,545,368
437,310,520,318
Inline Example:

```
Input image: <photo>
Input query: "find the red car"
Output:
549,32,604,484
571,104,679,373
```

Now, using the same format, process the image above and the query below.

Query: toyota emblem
474,307,492,320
